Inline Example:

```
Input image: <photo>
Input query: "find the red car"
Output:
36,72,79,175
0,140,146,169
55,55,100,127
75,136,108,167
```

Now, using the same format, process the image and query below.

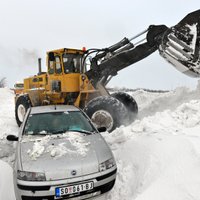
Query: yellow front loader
16,48,138,132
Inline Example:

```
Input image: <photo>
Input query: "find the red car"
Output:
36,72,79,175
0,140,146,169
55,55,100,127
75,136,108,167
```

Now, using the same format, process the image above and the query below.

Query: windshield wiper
67,129,95,135
25,131,48,136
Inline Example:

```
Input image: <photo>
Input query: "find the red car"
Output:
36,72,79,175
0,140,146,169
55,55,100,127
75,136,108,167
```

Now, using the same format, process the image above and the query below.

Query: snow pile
0,88,17,139
0,88,18,163
0,88,17,199
1,84,200,200
26,132,90,160
131,100,200,135
105,130,200,200
132,82,200,119
0,160,15,200
102,84,200,200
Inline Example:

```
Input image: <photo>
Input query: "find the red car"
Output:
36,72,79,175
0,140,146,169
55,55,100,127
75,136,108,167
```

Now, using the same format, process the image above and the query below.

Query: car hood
20,132,112,181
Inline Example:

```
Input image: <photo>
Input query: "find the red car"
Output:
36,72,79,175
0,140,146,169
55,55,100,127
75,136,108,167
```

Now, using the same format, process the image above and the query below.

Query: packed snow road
1,83,200,200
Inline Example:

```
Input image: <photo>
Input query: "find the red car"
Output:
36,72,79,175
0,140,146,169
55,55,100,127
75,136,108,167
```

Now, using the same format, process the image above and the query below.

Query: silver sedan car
7,105,117,200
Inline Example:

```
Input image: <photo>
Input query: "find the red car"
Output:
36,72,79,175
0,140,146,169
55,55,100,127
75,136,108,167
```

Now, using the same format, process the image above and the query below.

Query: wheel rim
17,104,26,122
91,110,114,132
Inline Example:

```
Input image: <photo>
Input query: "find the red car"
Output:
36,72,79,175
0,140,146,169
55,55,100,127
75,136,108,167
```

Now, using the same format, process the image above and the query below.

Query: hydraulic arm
85,9,200,87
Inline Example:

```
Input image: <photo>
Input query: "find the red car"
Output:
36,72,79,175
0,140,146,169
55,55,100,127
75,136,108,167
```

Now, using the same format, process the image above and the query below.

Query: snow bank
132,81,200,119
106,131,200,200
0,88,18,138
0,160,15,199
0,88,18,163
102,83,200,200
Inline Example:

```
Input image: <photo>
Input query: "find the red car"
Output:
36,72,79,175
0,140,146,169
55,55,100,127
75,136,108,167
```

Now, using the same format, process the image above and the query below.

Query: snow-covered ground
1,83,200,200
0,88,17,199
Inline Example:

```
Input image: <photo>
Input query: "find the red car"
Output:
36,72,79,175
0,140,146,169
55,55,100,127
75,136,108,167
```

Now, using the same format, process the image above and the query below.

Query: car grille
17,185,51,191
21,179,115,200
96,168,117,181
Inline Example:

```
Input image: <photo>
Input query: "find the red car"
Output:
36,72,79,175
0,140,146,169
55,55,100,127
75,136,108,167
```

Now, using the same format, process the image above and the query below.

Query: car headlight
99,158,115,172
17,170,46,181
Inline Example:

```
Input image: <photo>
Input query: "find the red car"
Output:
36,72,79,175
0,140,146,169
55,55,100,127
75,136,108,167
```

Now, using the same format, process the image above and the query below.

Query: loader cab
47,48,85,94
47,48,85,75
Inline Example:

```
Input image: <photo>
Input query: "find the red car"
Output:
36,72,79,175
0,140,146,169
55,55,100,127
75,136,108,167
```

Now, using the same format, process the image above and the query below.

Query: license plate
55,182,94,197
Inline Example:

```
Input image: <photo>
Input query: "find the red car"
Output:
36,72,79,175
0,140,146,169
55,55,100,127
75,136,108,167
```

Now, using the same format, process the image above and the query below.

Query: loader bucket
159,9,200,77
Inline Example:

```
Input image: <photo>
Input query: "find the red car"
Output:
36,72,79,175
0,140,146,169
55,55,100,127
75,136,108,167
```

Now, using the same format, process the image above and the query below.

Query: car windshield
24,111,96,135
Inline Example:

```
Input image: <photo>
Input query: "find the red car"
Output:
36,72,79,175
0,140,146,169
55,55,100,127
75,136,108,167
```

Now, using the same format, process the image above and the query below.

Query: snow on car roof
30,105,80,114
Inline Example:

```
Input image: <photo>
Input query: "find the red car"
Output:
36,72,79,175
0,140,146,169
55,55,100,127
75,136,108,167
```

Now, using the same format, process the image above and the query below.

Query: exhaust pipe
38,58,42,75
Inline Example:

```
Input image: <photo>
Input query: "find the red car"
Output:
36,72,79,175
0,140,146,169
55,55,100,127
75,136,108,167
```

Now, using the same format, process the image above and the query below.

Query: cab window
55,56,62,74
48,61,54,74
63,54,82,74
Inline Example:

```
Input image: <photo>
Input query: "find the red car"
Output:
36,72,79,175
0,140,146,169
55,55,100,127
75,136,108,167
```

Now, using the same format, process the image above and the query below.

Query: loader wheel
15,95,31,127
111,92,138,122
84,96,128,132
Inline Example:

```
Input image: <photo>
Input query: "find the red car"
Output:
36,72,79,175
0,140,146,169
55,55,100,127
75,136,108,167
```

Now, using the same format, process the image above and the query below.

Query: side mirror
97,127,107,132
48,52,55,61
7,135,18,141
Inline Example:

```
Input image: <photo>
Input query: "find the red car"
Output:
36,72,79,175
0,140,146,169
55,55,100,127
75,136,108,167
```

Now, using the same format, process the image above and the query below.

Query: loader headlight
99,158,115,172
17,170,46,181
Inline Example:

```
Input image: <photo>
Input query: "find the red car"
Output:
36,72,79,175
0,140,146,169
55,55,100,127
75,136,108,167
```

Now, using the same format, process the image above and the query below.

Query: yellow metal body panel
47,48,85,55
48,73,80,92
24,74,47,91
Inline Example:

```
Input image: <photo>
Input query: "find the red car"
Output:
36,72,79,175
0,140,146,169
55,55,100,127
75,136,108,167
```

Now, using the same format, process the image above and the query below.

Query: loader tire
111,92,138,122
84,96,128,132
15,95,31,127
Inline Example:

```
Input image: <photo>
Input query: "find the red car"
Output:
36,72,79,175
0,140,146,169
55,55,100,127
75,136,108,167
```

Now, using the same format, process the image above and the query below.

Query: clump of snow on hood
46,132,91,158
46,142,68,158
27,136,50,160
64,132,91,156
26,132,90,160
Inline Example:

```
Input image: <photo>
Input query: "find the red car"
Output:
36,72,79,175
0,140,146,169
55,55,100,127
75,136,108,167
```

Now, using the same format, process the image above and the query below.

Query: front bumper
15,167,117,200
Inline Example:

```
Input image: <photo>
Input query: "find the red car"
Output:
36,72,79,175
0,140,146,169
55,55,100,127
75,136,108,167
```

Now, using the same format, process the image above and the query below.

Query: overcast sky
0,0,199,89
